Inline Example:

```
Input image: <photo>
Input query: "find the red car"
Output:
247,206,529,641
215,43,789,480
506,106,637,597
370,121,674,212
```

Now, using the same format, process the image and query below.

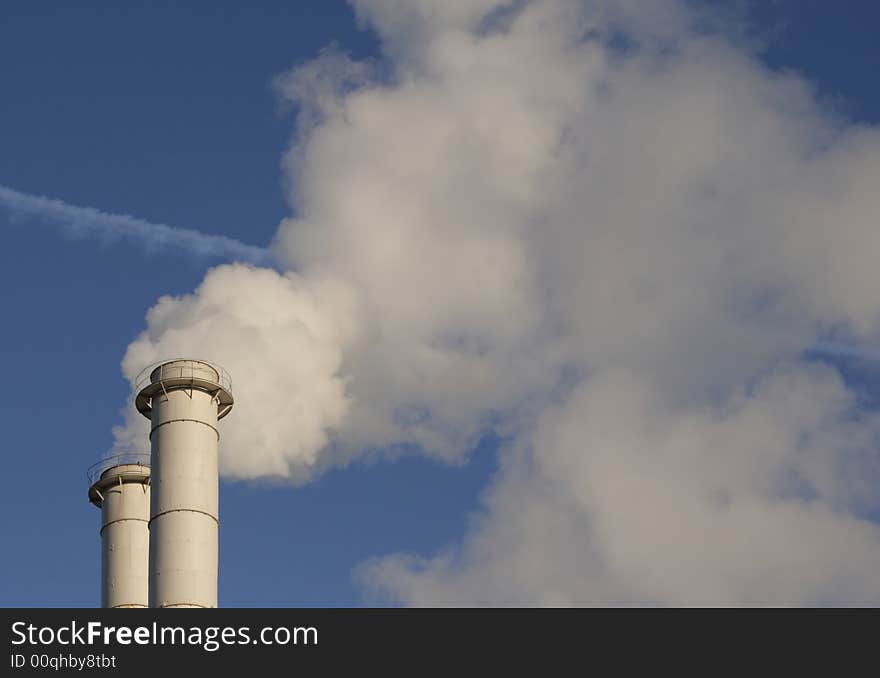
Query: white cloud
361,364,880,605
115,0,880,603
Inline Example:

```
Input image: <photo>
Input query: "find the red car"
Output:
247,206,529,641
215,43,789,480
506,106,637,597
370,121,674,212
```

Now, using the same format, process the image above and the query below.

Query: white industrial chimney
88,456,151,608
135,359,234,608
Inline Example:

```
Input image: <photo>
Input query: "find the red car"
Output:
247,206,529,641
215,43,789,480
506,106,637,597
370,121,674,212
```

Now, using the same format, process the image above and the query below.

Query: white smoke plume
0,184,269,265
115,0,880,604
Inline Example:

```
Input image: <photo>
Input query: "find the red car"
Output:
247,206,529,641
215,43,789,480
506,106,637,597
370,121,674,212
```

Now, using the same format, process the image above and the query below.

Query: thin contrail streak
0,184,270,265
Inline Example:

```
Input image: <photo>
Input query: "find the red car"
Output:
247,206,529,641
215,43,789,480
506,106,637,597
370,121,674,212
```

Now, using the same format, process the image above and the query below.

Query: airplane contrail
0,184,270,265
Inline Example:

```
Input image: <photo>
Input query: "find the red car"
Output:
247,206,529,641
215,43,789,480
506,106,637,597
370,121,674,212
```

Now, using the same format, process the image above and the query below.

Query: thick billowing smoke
116,0,880,604
113,266,353,480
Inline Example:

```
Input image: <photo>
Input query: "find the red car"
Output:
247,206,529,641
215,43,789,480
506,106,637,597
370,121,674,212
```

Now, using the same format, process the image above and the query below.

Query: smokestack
135,359,234,608
88,455,151,608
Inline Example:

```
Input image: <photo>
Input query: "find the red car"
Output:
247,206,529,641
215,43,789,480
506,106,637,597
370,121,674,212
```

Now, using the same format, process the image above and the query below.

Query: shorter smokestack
88,455,151,608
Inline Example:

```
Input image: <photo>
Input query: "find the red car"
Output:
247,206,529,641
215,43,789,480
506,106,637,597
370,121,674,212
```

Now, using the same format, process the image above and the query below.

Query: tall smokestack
135,359,234,608
88,455,151,608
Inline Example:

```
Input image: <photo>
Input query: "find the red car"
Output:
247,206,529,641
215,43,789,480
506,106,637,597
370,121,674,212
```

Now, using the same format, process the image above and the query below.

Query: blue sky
1,1,880,607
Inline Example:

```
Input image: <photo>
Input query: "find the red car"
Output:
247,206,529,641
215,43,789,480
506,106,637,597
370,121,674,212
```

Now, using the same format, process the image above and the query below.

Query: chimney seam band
149,508,220,527
150,418,220,440
156,603,213,609
109,604,148,609
99,517,149,535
